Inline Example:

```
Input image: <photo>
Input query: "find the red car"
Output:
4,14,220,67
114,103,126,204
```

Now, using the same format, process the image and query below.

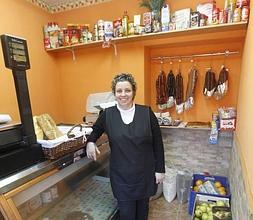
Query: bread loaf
33,116,44,140
37,114,63,140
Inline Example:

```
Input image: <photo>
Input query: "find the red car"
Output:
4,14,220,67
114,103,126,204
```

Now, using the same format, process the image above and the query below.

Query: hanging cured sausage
166,70,175,108
175,72,184,114
203,69,216,97
214,66,229,100
156,70,167,108
185,67,198,110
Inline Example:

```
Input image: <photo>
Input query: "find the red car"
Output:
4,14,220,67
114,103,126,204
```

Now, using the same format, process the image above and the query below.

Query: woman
86,73,165,220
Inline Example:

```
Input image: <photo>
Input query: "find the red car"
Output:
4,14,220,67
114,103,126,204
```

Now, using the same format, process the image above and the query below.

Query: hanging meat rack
151,50,239,62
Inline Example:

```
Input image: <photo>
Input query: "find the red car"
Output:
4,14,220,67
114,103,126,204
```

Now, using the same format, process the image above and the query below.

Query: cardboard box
188,174,231,215
192,194,230,219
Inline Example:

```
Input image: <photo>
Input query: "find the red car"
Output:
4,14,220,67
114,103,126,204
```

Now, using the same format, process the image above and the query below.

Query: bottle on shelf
122,11,129,36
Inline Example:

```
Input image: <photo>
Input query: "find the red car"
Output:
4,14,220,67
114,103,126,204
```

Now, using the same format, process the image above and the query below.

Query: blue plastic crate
188,174,231,216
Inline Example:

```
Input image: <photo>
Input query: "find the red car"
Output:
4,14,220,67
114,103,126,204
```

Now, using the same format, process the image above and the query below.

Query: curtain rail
151,50,239,61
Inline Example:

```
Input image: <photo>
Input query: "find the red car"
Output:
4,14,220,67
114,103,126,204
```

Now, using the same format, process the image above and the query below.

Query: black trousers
117,198,149,220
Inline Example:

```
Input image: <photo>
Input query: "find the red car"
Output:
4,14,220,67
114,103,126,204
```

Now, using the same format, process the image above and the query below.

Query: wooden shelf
46,22,248,53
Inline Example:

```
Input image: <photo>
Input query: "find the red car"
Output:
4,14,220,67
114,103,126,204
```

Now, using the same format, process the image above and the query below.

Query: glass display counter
0,142,118,220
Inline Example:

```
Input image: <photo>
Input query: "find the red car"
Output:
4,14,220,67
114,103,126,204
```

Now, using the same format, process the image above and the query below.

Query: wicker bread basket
41,124,87,160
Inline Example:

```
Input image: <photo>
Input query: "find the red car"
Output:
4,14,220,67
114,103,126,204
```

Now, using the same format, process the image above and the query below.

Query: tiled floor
149,196,191,220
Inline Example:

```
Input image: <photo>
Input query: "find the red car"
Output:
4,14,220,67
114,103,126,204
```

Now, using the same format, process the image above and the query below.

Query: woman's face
115,81,134,110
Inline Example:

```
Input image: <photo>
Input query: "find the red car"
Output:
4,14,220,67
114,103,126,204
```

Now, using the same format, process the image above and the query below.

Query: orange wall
0,0,62,122
54,42,145,122
52,0,228,123
235,1,253,209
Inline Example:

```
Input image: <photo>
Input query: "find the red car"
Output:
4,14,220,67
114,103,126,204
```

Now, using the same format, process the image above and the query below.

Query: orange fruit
219,190,226,195
193,186,199,192
195,179,203,186
214,181,222,188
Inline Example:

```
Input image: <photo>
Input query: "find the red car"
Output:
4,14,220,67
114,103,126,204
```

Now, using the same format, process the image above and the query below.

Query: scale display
1,34,30,70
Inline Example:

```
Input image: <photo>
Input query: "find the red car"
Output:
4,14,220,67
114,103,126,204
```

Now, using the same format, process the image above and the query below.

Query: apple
196,205,201,210
216,200,225,206
201,213,208,220
195,209,202,217
206,206,212,213
200,205,207,213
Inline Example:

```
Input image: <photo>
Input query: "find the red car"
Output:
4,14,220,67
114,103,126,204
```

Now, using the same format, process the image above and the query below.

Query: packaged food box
220,118,236,131
188,174,231,216
174,8,191,30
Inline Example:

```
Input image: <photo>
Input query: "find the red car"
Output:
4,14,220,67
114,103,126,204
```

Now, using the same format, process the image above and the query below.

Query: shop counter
0,135,118,220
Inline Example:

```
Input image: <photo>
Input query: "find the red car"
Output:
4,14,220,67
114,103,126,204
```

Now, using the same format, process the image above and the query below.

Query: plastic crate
191,194,231,220
188,174,231,215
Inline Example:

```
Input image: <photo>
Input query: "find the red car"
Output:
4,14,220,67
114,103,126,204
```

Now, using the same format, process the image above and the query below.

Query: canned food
241,6,249,21
219,10,228,24
128,21,135,35
233,7,241,22
113,18,123,38
212,7,220,24
63,28,70,46
199,14,208,27
97,20,104,30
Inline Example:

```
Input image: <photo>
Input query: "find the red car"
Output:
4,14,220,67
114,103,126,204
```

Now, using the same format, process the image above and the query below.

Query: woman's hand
86,142,100,161
155,172,165,184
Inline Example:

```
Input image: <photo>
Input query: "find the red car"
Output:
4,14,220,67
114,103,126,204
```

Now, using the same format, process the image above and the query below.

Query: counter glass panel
12,144,117,220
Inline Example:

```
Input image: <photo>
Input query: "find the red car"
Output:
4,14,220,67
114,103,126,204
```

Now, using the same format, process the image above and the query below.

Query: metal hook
160,57,164,71
223,49,229,67
178,58,182,71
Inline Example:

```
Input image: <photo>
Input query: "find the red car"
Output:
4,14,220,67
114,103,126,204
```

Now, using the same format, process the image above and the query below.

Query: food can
67,24,80,45
128,21,135,35
113,18,123,38
94,24,99,41
212,7,220,24
143,12,152,33
104,21,113,41
63,28,70,46
219,10,228,24
58,28,64,47
233,7,241,22
191,12,200,28
227,8,234,23
241,6,249,21
97,20,104,30
71,28,80,44
199,14,207,27
98,29,104,41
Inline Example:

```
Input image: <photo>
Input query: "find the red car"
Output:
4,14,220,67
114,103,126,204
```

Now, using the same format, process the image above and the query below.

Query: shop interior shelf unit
45,21,248,60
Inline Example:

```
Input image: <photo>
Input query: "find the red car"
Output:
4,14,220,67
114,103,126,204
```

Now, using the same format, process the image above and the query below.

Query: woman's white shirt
117,104,135,124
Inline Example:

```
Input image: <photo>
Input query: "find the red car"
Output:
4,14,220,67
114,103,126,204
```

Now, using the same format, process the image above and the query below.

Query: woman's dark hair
111,73,137,98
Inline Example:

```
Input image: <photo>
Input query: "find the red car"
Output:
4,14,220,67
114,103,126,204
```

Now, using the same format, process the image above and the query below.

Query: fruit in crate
194,179,226,195
195,179,203,186
194,186,199,192
214,181,222,188
194,201,214,220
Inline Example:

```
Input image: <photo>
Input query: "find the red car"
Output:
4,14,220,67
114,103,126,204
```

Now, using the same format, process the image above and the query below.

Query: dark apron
105,105,157,201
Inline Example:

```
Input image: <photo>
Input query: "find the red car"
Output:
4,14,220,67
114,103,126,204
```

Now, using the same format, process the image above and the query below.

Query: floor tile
149,196,192,220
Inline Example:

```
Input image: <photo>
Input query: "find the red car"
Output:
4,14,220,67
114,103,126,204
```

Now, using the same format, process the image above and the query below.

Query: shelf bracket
102,40,118,56
65,48,76,61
